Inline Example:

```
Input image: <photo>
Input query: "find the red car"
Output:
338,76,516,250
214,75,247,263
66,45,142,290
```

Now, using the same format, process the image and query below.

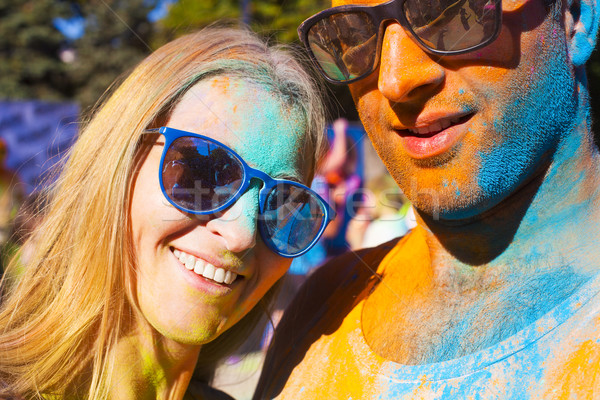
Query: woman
0,26,329,399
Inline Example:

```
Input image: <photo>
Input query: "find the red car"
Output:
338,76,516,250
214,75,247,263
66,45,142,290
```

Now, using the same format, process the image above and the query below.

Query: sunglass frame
298,0,502,84
143,126,335,257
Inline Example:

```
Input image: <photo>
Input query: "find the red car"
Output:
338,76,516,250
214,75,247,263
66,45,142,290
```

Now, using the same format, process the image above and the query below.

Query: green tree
67,0,156,110
0,0,157,110
154,0,329,45
0,0,72,100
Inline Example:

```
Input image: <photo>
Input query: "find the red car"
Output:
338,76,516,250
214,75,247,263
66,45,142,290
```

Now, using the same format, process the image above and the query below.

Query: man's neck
362,97,600,365
422,107,600,292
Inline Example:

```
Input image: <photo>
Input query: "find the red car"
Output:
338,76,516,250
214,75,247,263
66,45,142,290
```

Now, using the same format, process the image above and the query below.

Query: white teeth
194,259,205,275
224,271,234,285
409,116,462,135
174,249,238,284
202,263,215,280
429,121,442,132
213,268,225,283
184,255,195,270
412,121,442,134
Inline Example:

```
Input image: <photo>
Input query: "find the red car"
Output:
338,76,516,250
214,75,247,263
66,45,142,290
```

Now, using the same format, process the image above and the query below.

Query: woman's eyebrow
274,173,305,184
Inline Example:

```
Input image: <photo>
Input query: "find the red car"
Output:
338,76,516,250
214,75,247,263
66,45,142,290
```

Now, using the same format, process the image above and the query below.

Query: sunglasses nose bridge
362,1,417,80
204,182,261,253
243,166,272,210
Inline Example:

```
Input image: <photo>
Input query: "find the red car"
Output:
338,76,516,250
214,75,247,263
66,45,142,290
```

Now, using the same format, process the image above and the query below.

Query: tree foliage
154,0,329,45
66,0,156,110
0,0,156,110
0,0,72,101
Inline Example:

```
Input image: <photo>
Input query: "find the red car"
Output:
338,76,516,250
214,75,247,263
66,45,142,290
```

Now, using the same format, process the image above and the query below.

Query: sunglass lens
307,11,378,82
404,0,498,52
162,137,244,212
261,183,326,256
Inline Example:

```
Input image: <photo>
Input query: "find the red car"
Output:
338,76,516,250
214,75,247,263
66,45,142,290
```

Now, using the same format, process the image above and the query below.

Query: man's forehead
332,0,385,6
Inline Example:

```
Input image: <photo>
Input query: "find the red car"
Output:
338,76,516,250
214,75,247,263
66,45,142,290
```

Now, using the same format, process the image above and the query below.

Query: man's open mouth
398,114,474,137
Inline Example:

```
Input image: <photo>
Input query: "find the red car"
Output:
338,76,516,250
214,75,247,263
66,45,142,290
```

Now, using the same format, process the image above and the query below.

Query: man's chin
410,191,497,224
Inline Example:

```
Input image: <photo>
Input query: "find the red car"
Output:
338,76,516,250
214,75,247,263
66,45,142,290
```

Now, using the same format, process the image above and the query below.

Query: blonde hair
0,26,326,399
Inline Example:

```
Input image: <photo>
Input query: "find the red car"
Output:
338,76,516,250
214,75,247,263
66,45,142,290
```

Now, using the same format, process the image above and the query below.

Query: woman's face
130,76,307,345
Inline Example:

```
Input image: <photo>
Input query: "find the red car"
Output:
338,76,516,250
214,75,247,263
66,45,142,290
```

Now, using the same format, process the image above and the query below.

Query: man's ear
566,0,600,66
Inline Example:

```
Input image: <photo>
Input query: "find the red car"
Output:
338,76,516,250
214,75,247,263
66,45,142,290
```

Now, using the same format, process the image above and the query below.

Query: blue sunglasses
143,127,335,257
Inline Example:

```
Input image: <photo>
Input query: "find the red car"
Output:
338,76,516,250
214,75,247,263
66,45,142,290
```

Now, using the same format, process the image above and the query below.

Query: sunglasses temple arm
327,202,337,221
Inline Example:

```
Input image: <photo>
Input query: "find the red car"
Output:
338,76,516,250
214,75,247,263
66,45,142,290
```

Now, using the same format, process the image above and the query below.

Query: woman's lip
171,249,239,295
171,246,244,277
396,114,473,159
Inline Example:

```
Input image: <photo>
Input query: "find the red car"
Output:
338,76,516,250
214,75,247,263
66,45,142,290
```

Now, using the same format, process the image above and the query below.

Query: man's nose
377,23,445,103
205,182,259,253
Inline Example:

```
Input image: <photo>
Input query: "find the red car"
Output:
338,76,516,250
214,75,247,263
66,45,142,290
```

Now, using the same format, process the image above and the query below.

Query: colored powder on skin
570,0,599,66
458,89,465,95
451,180,460,197
231,87,306,233
192,75,307,234
543,339,600,397
236,183,260,235
475,35,578,211
273,224,600,399
237,107,305,177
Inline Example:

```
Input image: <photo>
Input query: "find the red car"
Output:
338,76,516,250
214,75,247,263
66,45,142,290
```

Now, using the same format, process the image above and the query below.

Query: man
254,0,600,397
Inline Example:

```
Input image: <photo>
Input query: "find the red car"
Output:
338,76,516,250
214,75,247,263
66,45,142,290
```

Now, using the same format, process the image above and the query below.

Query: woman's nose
205,182,260,253
377,23,446,103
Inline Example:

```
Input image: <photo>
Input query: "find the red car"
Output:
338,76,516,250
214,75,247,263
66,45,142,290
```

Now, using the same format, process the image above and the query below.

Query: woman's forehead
166,76,306,179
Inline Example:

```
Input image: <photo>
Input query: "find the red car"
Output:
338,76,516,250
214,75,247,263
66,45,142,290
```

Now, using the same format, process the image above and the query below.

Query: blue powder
570,0,600,66
475,42,578,213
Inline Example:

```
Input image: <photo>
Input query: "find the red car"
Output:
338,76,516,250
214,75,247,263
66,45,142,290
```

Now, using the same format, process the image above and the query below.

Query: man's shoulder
254,235,408,399
289,236,402,328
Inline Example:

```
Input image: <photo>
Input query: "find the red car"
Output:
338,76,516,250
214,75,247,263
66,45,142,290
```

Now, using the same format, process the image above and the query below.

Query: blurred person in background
289,118,362,276
347,174,416,250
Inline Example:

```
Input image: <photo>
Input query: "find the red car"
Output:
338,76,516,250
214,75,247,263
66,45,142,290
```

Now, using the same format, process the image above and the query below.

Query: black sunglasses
298,0,502,84
143,127,335,258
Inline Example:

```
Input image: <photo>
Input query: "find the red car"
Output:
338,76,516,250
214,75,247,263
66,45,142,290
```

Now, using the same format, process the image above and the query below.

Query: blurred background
1,1,598,398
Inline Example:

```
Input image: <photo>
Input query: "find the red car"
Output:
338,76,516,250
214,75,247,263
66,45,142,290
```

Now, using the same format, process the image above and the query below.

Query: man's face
336,0,578,219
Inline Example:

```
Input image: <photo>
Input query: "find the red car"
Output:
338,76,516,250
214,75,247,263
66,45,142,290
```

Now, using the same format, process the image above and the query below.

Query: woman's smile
172,248,240,285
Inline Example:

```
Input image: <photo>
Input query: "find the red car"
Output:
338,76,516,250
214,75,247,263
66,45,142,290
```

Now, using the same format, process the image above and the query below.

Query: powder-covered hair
0,25,326,399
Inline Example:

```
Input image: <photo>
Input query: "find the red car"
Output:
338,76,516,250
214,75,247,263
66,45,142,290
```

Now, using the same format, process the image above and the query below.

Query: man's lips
395,113,474,159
